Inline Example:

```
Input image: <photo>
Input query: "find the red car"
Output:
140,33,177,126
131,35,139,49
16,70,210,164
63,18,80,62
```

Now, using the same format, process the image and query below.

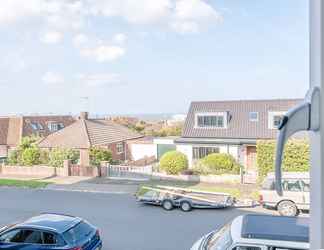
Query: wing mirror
275,87,320,195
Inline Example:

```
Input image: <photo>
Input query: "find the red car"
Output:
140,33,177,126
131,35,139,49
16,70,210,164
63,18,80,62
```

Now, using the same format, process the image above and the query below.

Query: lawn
0,179,51,188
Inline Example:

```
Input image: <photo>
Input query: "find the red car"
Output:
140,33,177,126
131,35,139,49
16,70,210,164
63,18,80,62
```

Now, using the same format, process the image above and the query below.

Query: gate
106,165,153,180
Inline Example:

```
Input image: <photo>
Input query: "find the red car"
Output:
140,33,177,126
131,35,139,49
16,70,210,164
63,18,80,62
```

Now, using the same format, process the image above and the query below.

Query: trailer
136,185,235,212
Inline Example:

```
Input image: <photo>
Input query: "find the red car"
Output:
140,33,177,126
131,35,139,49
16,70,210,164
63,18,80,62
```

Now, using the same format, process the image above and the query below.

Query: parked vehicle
259,172,309,216
136,186,234,212
0,213,102,250
191,214,309,250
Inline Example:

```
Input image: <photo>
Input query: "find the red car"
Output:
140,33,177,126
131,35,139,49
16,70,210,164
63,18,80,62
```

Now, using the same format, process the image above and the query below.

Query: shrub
39,150,50,165
159,151,188,175
89,147,112,166
20,147,41,166
49,148,79,168
257,139,310,179
194,153,241,175
7,150,20,165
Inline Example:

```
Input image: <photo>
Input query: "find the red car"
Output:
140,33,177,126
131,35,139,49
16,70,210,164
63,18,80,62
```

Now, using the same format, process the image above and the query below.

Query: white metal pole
310,0,324,248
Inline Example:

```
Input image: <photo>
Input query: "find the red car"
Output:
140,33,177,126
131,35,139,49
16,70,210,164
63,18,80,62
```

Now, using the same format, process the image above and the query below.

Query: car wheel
277,200,299,216
180,201,192,212
162,200,174,211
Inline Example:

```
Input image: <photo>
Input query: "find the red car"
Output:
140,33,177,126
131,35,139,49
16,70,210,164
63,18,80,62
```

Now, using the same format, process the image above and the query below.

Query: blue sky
0,0,309,115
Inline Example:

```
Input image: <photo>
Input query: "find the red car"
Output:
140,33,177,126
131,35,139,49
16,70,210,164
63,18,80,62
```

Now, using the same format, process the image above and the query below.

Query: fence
106,164,153,180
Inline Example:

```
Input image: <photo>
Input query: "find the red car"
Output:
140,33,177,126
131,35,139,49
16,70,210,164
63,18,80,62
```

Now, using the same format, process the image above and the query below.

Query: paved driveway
0,187,272,250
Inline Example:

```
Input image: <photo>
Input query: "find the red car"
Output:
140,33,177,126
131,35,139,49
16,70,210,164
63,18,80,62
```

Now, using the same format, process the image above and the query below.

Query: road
0,187,271,250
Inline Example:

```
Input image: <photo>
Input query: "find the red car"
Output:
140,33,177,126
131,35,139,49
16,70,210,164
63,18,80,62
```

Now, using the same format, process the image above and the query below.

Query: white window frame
195,112,228,129
268,111,286,129
249,112,259,122
116,142,124,154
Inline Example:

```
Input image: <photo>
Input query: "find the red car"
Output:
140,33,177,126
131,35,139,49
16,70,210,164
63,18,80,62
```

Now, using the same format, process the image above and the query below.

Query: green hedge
193,153,241,175
159,150,188,175
89,147,112,166
48,148,79,168
257,139,310,179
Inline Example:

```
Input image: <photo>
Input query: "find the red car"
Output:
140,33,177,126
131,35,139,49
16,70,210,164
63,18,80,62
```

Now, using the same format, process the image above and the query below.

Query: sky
0,0,309,115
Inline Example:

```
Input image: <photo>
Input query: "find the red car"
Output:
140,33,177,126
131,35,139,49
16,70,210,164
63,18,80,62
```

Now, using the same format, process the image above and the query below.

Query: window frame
116,142,124,154
195,112,228,129
268,111,286,129
249,112,259,122
193,146,220,159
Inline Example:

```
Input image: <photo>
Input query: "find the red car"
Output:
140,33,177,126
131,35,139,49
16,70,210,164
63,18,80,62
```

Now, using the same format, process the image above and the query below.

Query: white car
191,214,309,250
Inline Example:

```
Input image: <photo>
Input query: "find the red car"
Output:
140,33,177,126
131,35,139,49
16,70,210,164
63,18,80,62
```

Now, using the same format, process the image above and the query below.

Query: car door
0,228,42,249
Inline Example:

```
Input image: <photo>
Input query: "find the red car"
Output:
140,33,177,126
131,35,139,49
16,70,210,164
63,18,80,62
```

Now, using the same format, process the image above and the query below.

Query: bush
49,148,79,168
257,139,310,179
194,153,241,175
7,150,20,165
89,147,112,166
20,147,41,166
159,151,188,175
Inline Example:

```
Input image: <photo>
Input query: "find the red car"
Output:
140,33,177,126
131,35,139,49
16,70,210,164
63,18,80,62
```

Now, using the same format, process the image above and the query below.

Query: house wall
0,145,8,158
129,143,157,161
176,144,193,167
107,142,127,161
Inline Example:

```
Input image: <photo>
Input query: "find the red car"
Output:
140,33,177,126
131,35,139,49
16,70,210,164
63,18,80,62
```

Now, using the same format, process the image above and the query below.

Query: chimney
80,112,89,120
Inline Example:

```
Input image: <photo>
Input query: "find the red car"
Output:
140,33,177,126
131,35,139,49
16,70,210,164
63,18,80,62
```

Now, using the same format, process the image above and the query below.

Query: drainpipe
310,0,324,248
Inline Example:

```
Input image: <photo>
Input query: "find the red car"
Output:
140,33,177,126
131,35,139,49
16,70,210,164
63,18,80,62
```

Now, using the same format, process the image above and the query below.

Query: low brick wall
0,165,57,177
152,173,241,184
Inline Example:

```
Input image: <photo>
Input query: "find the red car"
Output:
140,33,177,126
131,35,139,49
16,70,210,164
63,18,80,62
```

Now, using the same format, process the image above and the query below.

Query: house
38,112,143,166
175,99,302,173
0,115,75,157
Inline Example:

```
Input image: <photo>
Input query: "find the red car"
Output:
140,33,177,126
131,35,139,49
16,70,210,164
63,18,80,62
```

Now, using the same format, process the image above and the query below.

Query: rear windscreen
63,221,95,244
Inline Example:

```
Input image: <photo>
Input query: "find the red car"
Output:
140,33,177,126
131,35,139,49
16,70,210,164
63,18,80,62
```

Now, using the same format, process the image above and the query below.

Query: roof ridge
191,98,303,104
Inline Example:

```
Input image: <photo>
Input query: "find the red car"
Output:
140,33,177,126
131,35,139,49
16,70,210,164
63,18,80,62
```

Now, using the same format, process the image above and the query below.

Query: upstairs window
268,111,286,129
30,122,43,130
48,122,64,132
195,112,227,128
249,112,259,122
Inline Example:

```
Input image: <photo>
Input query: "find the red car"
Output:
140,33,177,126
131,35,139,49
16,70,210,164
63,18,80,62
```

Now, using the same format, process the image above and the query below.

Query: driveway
0,187,273,250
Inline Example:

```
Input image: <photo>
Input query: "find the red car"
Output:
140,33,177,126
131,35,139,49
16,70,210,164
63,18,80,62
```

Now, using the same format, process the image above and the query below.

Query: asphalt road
0,187,270,250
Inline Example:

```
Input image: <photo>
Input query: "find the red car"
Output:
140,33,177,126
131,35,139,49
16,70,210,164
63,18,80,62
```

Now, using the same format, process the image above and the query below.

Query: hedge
48,148,79,168
257,139,310,179
90,147,112,166
159,151,188,175
193,153,241,175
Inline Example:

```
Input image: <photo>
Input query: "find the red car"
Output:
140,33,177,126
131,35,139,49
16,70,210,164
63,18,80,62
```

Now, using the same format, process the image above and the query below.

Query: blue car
0,213,102,250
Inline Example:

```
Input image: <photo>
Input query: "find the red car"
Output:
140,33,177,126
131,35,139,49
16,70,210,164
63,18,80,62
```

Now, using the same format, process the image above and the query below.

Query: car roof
231,215,309,249
14,213,82,234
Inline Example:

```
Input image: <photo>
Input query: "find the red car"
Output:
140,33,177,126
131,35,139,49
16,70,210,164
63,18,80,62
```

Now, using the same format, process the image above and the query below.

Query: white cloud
113,33,127,44
42,71,65,85
73,33,89,47
170,0,223,34
77,73,122,87
0,0,42,24
80,45,125,62
40,31,63,44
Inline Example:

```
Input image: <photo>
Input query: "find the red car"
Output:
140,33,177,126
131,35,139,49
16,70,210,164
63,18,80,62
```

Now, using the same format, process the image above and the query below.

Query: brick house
38,112,143,166
0,115,75,157
175,99,302,175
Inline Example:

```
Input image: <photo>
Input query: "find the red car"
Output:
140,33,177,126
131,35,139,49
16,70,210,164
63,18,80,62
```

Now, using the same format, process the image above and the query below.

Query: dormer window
48,122,64,132
195,112,227,128
30,122,43,130
268,111,286,129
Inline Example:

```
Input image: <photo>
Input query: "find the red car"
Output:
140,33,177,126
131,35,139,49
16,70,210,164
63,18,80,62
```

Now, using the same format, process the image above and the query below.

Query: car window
63,221,95,244
1,229,42,244
301,180,310,192
282,179,302,192
43,232,57,245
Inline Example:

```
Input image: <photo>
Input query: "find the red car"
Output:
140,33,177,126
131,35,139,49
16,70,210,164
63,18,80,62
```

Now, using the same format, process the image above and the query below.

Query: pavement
0,186,277,250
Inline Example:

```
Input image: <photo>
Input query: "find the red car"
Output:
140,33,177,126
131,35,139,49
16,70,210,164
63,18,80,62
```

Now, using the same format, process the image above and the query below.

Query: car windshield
206,223,233,250
63,221,95,244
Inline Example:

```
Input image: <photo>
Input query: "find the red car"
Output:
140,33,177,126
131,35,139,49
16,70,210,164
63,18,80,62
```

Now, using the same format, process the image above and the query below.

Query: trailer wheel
180,201,192,212
162,200,174,211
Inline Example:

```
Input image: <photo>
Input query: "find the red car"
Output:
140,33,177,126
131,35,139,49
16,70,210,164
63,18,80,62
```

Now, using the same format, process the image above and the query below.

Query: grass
0,179,51,188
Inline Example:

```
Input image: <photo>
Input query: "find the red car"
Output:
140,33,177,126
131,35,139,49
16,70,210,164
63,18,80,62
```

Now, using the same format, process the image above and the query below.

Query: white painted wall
129,144,157,161
176,144,193,167
153,138,175,145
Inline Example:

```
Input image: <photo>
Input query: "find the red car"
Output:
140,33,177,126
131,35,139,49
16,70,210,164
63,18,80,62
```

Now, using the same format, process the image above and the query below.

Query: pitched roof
39,119,143,149
179,99,302,140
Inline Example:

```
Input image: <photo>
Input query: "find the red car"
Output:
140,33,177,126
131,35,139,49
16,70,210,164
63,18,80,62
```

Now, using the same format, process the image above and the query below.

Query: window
193,147,220,159
63,222,95,245
268,111,286,129
116,142,124,154
0,229,42,244
48,122,64,132
249,112,259,122
206,223,232,250
196,112,227,128
43,232,56,245
30,122,44,130
233,247,262,250
282,179,302,192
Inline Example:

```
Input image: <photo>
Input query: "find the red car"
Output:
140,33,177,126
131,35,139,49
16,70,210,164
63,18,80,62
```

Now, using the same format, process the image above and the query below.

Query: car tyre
180,201,192,212
162,200,174,211
277,200,299,217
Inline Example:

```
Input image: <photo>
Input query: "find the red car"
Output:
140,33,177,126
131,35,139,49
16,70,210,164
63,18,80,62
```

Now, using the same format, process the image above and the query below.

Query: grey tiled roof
39,119,143,149
180,99,302,140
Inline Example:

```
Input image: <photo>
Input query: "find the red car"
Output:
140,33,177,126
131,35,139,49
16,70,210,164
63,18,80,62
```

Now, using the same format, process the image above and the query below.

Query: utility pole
310,0,324,248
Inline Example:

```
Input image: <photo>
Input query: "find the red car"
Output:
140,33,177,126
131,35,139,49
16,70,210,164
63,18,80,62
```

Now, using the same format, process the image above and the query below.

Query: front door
246,146,257,172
